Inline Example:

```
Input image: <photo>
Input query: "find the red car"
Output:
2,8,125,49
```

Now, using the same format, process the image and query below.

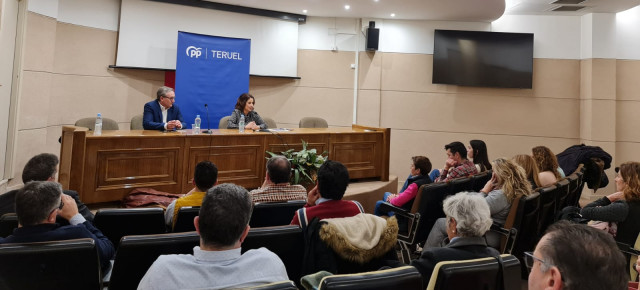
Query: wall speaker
366,21,379,51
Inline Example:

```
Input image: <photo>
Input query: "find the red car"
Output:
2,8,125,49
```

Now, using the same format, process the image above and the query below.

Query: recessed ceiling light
390,13,395,17
374,0,379,2
302,9,307,14
344,5,350,10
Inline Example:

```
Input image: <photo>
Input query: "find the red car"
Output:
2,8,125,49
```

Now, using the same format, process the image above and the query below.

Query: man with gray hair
527,221,626,290
138,184,289,289
0,181,114,272
250,156,307,204
404,193,499,285
142,86,184,130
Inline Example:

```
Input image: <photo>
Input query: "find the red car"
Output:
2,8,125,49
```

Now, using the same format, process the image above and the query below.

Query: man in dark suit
0,181,115,272
143,86,184,130
0,153,93,223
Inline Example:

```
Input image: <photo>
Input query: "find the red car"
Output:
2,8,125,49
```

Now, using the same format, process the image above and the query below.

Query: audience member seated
430,141,478,182
165,161,218,229
532,145,563,186
512,154,543,189
0,153,93,223
425,158,532,249
527,221,626,290
138,183,289,289
398,193,500,286
374,156,432,216
580,162,640,246
143,86,184,131
0,181,114,272
468,139,492,173
291,160,364,227
250,156,307,204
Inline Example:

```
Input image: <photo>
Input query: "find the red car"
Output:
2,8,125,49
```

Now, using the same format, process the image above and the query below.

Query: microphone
203,103,211,134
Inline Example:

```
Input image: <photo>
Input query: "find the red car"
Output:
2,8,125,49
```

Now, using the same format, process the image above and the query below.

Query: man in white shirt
142,86,184,130
138,183,289,290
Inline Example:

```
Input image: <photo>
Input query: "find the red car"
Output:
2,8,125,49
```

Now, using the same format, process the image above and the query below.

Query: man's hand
444,158,457,170
307,185,321,206
167,120,181,130
58,194,79,221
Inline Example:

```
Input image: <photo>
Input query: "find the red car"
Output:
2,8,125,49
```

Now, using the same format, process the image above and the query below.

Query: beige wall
6,11,638,199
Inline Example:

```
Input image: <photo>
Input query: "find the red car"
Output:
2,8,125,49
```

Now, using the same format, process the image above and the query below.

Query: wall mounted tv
432,29,534,89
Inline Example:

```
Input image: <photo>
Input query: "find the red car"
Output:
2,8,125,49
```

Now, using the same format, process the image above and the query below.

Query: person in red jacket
290,160,364,228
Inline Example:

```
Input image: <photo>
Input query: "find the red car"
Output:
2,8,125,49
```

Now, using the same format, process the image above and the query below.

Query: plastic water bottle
239,114,245,133
194,115,201,134
94,113,103,136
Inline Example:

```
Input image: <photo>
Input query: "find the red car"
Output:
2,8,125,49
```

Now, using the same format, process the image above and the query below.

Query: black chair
94,208,166,249
510,192,541,278
108,231,199,290
555,179,571,212
448,177,473,195
566,174,580,207
426,255,521,290
318,266,423,290
0,213,18,238
0,238,102,290
250,200,306,228
536,185,558,238
488,224,517,255
471,170,492,192
172,206,200,232
242,225,305,287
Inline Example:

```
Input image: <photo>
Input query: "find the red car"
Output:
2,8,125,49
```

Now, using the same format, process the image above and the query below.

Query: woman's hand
607,191,625,202
480,172,497,194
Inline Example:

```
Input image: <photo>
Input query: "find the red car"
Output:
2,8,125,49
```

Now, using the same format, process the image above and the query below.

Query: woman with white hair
425,158,532,248
408,193,500,286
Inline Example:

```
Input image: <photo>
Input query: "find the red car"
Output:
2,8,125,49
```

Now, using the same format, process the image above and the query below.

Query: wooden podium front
59,125,390,204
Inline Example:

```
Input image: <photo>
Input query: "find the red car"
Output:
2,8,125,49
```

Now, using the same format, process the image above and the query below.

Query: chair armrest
489,223,517,254
378,202,409,216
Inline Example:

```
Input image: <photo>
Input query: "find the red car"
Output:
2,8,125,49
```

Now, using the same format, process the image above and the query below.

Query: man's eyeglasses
58,199,64,210
523,251,553,269
162,96,176,101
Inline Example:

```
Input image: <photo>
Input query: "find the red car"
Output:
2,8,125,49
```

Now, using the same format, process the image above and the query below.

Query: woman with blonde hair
581,162,640,245
532,146,564,186
425,158,532,248
512,154,542,189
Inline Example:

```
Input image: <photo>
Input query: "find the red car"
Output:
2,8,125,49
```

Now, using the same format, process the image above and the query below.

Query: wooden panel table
59,125,390,204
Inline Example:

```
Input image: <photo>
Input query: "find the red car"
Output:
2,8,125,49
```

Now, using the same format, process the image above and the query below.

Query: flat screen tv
432,29,534,89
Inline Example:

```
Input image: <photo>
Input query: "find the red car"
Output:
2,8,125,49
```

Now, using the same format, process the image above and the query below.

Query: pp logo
186,46,202,58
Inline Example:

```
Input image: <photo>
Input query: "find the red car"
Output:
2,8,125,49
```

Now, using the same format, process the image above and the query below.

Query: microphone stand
203,104,211,134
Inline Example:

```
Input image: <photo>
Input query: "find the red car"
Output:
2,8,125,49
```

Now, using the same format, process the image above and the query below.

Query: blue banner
175,31,250,130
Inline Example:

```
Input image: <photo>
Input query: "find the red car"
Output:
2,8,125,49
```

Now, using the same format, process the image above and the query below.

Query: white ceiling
207,0,640,22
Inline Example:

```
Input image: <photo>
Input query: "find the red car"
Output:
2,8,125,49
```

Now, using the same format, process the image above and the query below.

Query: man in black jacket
0,153,93,223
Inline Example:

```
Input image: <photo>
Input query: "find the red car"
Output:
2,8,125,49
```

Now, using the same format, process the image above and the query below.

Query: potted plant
266,139,328,189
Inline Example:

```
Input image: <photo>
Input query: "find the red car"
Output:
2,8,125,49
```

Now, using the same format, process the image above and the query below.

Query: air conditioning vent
552,5,586,11
551,0,586,4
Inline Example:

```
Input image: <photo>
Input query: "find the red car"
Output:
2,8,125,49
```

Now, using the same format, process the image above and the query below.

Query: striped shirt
250,183,307,204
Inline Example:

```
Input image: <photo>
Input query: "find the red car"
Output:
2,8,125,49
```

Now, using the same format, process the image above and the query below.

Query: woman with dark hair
580,162,640,246
227,93,267,130
532,146,563,187
374,156,432,216
512,154,542,189
468,140,491,172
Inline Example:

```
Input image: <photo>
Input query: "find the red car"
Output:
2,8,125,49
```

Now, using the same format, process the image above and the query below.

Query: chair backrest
299,117,328,128
108,231,200,290
448,177,473,195
0,213,18,238
218,116,231,129
263,117,277,129
318,266,423,290
250,200,307,228
75,117,119,131
566,174,580,207
130,114,143,130
426,255,521,290
172,206,200,232
242,225,305,287
511,192,541,278
471,170,492,192
414,182,451,244
555,179,571,212
536,185,558,238
0,238,102,290
93,208,166,248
